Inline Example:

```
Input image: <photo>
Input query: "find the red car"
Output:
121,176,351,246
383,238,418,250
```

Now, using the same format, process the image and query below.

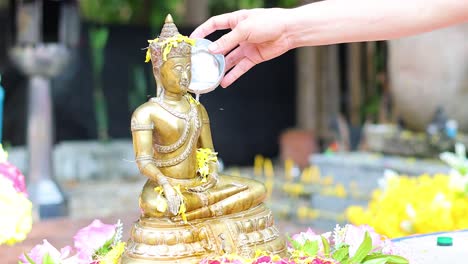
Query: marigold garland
145,34,195,63
196,148,218,182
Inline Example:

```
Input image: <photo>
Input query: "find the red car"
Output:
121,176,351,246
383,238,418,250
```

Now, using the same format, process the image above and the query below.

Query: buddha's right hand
162,183,182,215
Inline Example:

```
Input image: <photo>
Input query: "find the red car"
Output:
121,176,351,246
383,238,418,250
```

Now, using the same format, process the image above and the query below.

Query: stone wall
8,140,139,181
389,24,468,131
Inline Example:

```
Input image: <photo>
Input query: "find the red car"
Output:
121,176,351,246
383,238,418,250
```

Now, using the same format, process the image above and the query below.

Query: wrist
156,173,169,186
285,1,344,48
281,7,300,49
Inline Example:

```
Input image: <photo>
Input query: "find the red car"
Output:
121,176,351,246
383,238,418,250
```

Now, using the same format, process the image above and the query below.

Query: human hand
162,183,182,215
191,8,293,88
188,172,219,193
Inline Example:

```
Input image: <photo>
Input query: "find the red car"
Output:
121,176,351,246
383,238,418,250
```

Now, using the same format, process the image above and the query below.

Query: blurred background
1,1,468,260
2,0,302,165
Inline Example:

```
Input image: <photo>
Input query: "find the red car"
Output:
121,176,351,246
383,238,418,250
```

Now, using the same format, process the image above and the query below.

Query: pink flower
344,225,382,257
291,228,332,255
19,239,80,264
0,162,27,195
73,219,116,262
310,257,337,264
292,228,317,245
253,255,272,263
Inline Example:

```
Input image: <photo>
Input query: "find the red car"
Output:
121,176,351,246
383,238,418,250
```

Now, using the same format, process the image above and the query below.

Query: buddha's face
160,56,191,94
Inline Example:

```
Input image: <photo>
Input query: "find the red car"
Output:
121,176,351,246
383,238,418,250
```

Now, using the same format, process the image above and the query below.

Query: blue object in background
445,119,458,139
0,75,4,142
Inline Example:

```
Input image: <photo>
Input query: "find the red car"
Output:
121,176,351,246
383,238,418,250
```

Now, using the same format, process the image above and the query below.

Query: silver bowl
189,38,225,95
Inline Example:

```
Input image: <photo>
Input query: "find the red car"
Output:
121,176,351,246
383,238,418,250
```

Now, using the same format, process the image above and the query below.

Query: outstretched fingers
225,46,245,71
208,25,249,55
221,57,256,88
190,10,248,39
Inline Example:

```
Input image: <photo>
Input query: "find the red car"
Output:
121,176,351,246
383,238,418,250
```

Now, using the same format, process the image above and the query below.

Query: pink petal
0,162,27,195
253,256,272,263
305,228,316,236
19,240,61,264
73,219,116,261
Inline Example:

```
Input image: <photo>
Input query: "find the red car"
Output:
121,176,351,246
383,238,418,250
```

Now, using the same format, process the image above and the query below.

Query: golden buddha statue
121,15,286,264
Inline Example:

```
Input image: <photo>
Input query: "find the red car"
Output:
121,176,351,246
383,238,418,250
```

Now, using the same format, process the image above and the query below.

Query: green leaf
332,245,350,262
362,254,390,264
302,240,319,256
362,257,389,264
321,235,331,256
42,253,55,264
287,235,303,250
351,231,373,263
342,260,352,264
93,238,114,259
386,255,410,264
361,253,409,264
22,253,36,264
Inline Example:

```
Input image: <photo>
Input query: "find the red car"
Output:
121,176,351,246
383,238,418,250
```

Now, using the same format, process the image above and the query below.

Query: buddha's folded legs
174,176,267,221
140,176,267,220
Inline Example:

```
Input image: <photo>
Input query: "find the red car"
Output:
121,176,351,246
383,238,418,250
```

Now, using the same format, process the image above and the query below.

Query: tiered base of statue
121,204,287,263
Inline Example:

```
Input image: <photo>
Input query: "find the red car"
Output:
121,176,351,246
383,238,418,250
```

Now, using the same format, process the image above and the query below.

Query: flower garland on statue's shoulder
0,144,32,246
200,224,410,264
20,219,125,264
346,143,468,238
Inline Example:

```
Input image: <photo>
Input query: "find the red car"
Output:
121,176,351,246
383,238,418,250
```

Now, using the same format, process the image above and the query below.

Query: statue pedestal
121,204,287,263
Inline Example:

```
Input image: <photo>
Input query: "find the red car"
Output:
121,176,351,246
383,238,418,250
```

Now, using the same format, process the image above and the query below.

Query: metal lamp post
10,0,79,219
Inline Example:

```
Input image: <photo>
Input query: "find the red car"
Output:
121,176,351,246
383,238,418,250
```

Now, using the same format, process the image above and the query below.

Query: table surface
393,230,468,264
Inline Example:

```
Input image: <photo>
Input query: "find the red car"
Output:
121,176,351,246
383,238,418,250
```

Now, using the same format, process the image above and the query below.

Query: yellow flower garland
99,241,126,264
153,184,188,223
196,148,218,182
346,173,468,238
145,34,195,63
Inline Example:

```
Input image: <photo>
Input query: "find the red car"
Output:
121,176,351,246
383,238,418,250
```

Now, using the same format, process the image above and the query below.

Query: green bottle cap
437,236,453,246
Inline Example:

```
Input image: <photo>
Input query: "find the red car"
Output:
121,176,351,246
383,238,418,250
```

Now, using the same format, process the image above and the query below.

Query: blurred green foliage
89,26,110,140
79,0,300,27
210,0,300,14
276,0,300,8
129,64,149,111
79,0,184,28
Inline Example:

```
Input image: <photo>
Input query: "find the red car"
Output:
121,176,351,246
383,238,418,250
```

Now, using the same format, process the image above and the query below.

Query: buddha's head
147,14,195,95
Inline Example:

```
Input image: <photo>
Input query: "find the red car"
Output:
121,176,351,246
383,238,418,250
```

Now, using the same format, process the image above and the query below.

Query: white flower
333,224,347,247
448,169,468,192
405,204,416,219
378,170,399,191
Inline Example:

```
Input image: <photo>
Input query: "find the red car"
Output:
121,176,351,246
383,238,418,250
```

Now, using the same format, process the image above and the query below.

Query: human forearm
190,0,468,87
286,0,468,48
